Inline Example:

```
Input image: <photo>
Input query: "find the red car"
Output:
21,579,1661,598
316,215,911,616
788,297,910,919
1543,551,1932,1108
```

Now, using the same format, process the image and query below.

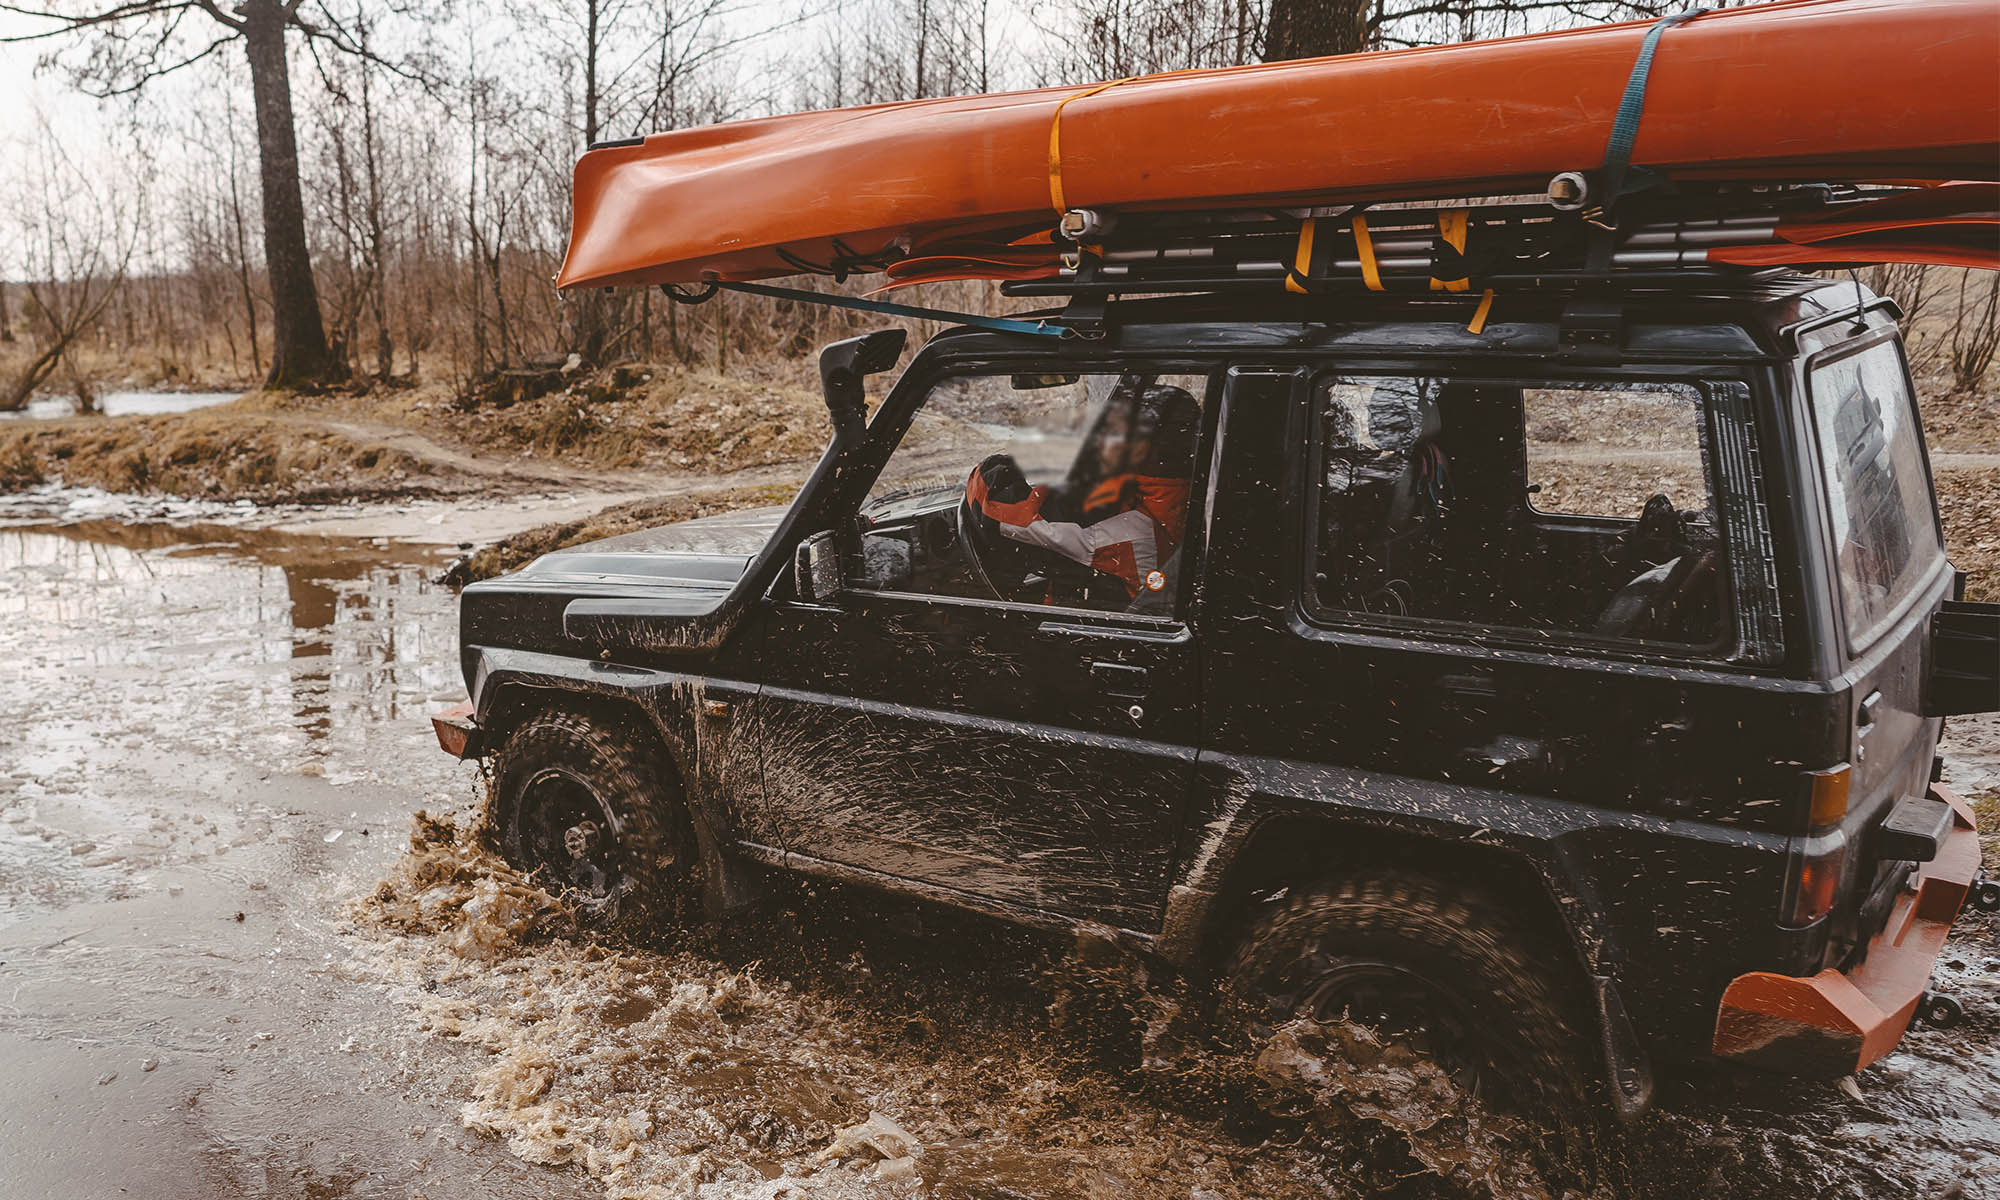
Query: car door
749,367,1212,931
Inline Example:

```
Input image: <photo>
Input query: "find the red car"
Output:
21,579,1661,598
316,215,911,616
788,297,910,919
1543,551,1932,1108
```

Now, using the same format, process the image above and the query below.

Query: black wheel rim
515,767,627,901
1299,958,1492,1095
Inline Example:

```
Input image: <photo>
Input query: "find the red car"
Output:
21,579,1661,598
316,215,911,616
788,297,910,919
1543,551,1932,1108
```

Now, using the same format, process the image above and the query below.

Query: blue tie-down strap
712,280,1069,339
1601,9,1710,203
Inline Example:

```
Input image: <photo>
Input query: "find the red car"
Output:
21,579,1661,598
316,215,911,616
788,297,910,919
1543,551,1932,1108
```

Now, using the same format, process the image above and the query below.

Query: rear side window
1807,340,1943,647
1524,385,1706,518
1309,375,1782,662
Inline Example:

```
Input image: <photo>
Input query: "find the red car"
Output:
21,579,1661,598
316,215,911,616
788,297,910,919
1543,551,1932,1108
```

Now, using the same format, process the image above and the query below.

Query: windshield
1807,339,1942,647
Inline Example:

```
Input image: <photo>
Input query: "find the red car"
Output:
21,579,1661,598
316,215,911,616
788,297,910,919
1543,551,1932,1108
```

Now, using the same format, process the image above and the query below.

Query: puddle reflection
0,522,460,777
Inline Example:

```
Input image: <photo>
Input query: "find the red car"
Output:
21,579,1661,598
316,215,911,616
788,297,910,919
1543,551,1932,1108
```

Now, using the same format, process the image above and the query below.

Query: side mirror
818,329,907,438
794,530,843,603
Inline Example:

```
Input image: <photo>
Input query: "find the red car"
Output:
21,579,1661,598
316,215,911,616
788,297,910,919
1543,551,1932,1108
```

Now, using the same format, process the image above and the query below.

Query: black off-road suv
435,275,1995,1116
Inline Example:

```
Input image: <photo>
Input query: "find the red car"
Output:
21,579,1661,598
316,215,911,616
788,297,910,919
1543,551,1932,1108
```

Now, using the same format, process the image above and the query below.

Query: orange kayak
556,0,2000,289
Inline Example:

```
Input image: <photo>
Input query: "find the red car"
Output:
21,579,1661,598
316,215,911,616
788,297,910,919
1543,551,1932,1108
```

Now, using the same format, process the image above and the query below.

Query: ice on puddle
819,1111,923,1163
875,1155,920,1181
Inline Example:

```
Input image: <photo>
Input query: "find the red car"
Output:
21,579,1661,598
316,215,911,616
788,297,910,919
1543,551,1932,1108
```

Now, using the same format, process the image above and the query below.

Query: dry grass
1936,465,2000,602
1917,378,2000,451
0,338,257,404
240,361,831,475
445,484,795,586
0,409,440,502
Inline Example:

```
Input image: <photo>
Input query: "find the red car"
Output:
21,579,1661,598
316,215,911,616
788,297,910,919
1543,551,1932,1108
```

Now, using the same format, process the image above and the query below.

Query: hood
500,504,788,592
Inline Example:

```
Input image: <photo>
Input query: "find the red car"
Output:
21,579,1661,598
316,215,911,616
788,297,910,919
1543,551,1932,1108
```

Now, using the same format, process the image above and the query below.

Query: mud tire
1224,870,1595,1112
489,708,695,934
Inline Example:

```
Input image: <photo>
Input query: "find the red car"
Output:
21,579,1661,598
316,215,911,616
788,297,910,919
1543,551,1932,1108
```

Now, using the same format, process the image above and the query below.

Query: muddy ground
1,508,1997,1200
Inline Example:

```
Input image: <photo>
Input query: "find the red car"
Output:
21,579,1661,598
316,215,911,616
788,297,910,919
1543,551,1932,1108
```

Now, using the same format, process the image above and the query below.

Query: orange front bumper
1713,784,1981,1077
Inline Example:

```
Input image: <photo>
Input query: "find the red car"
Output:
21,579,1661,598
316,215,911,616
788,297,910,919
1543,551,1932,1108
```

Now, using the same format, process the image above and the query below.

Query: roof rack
984,181,1992,302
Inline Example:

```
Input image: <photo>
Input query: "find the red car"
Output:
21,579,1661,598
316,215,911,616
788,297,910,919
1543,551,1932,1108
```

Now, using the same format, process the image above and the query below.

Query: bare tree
1949,270,2000,393
1034,0,1668,76
1,121,143,411
0,1,431,388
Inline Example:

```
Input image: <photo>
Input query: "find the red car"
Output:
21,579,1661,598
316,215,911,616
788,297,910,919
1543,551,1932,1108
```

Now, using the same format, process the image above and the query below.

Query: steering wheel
956,495,1039,602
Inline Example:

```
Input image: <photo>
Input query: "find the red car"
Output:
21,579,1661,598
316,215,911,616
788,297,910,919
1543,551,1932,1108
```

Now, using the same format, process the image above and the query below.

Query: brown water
1,518,1995,1198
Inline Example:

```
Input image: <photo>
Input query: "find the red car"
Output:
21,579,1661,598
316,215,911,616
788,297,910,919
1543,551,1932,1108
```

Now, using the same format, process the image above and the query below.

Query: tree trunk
241,0,338,388
1264,0,1371,60
1,340,64,411
584,0,601,146
0,279,13,343
570,0,611,366
360,31,394,382
226,132,263,378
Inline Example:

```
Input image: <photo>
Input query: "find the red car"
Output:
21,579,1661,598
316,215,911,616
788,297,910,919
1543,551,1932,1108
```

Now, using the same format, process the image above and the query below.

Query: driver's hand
966,454,1046,524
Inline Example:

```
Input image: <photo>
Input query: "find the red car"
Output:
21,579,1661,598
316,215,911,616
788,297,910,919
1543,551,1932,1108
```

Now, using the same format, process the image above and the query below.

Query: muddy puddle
2,518,1996,1198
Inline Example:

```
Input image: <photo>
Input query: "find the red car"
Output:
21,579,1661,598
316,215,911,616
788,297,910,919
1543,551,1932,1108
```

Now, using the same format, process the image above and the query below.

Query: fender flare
1161,784,1654,1120
471,648,759,920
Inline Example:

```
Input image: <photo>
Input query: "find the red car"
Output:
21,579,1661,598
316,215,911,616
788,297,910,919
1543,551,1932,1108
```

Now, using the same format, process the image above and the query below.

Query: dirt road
1,511,1995,1199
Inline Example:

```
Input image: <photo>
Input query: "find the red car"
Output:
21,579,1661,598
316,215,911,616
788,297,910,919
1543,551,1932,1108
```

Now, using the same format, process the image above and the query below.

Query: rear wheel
489,708,695,931
1225,870,1594,1112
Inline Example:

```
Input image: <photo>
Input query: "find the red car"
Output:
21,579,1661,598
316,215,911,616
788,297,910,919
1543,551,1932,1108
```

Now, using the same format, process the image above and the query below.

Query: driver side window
852,370,1207,615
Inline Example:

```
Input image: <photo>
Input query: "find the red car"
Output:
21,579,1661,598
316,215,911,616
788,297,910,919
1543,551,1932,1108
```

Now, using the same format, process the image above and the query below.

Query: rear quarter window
1806,339,1943,648
1305,375,1785,662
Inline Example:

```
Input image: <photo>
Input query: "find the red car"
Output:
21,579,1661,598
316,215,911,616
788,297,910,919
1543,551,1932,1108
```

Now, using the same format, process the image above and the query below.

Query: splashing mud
1253,1019,1553,1199
348,797,2000,1200
346,812,1379,1199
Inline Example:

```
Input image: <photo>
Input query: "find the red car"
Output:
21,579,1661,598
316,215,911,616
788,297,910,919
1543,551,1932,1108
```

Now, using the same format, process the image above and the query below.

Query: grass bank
0,410,441,502
239,360,829,475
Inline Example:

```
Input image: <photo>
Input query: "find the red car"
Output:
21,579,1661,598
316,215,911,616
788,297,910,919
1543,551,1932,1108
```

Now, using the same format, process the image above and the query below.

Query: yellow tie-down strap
1286,218,1318,295
1427,208,1495,334
1048,76,1140,215
1350,215,1385,292
1430,209,1471,293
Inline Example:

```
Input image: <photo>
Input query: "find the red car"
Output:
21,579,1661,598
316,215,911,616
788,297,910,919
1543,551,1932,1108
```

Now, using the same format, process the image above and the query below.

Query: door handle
1090,661,1150,691
1038,619,1190,645
1857,689,1882,730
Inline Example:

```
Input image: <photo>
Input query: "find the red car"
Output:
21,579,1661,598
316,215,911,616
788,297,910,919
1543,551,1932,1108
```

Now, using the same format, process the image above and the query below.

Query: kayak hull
557,0,2000,289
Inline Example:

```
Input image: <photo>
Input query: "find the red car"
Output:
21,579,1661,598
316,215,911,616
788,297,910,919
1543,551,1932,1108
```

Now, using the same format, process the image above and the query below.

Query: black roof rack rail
998,183,1902,303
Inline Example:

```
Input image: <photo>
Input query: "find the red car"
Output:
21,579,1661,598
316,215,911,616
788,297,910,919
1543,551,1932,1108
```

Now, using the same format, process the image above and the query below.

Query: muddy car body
439,276,1994,1116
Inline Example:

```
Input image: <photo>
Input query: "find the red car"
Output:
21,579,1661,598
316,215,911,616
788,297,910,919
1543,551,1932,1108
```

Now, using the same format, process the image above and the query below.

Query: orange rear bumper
430,701,484,760
1713,784,1980,1076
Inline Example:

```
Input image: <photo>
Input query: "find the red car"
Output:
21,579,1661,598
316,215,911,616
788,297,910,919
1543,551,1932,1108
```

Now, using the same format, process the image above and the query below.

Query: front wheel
1225,870,1595,1112
489,708,695,932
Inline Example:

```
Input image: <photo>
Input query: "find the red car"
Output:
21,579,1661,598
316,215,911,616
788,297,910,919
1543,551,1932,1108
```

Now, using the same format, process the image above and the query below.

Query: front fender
464,646,762,919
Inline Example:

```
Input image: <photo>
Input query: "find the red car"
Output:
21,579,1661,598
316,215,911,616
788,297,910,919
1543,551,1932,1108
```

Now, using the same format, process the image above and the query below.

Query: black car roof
927,273,1875,364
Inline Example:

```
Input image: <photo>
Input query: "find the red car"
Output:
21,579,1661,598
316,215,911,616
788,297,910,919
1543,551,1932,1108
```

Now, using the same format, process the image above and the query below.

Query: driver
963,381,1199,603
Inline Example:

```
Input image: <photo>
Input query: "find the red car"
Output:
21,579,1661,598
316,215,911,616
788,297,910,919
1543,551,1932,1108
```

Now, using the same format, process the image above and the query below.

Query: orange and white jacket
967,469,1190,598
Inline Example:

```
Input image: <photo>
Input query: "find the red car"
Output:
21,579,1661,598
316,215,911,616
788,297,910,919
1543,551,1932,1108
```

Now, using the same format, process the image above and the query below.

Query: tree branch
69,30,231,95
190,0,243,31
0,1,197,42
